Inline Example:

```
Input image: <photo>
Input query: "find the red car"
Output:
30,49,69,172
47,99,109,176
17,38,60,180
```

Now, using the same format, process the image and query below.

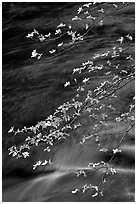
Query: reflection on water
2,2,134,202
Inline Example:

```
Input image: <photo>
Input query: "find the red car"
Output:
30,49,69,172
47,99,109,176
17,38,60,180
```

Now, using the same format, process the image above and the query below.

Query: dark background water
2,2,135,202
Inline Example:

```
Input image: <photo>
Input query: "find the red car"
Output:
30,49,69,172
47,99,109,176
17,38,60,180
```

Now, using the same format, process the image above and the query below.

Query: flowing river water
2,2,135,202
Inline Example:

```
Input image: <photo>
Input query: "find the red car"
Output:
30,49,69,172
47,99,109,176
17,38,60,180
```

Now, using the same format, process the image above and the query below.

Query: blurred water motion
2,2,135,202
3,166,135,202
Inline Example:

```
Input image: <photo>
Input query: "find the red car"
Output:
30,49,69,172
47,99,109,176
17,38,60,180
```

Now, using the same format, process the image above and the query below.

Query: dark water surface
2,2,135,202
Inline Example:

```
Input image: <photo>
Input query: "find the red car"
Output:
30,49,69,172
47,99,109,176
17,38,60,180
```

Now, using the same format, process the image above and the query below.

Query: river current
2,2,135,202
